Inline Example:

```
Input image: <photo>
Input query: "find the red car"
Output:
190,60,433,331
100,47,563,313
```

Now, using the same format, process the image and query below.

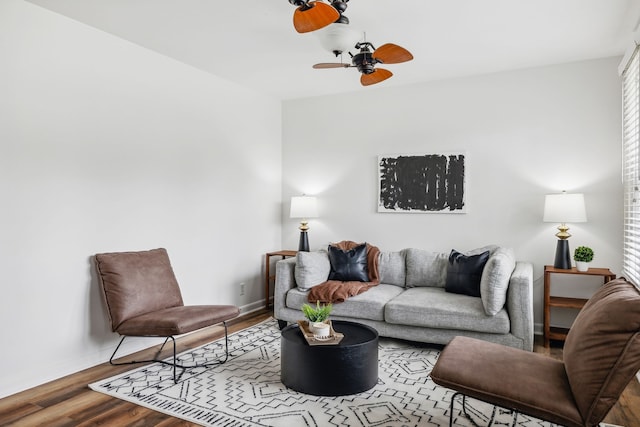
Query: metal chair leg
449,392,457,427
108,321,231,383
449,392,519,427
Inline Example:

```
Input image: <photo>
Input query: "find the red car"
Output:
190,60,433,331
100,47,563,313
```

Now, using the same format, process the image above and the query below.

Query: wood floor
1,310,638,427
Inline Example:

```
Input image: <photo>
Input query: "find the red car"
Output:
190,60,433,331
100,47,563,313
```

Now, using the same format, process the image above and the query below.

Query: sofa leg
277,319,288,330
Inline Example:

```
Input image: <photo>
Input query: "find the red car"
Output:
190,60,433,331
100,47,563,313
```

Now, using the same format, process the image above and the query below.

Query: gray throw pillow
467,244,499,256
480,247,516,316
295,251,330,291
405,248,449,287
378,250,406,287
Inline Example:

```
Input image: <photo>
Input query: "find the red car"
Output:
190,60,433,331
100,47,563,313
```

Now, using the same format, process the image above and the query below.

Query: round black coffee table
280,320,379,396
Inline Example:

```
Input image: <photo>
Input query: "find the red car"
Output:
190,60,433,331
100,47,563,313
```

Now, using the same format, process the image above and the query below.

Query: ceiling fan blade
373,43,414,64
360,68,393,86
313,63,350,69
293,1,340,33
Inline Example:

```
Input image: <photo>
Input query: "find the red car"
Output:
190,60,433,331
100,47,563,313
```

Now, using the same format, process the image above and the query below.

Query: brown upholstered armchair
431,277,640,427
95,248,240,382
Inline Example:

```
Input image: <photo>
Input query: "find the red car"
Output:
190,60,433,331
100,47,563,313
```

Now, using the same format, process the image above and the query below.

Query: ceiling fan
286,0,413,85
313,41,414,86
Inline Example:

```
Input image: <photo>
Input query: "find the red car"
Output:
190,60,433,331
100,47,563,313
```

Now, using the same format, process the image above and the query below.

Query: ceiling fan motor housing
353,50,377,74
329,0,349,23
330,0,348,13
289,0,308,8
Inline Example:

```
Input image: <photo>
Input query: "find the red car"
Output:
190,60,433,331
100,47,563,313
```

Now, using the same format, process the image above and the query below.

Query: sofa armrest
274,257,297,319
506,261,534,351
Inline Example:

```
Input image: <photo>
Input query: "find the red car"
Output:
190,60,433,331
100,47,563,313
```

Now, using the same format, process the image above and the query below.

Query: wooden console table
543,265,615,347
265,250,297,309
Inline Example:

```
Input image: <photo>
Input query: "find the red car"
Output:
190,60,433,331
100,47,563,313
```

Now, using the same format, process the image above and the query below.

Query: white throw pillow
480,247,516,316
294,251,330,291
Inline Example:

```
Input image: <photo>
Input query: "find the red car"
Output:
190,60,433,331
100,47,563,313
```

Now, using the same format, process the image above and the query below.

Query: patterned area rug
89,318,554,426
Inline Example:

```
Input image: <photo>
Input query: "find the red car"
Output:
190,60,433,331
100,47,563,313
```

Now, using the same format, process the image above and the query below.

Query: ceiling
27,0,640,100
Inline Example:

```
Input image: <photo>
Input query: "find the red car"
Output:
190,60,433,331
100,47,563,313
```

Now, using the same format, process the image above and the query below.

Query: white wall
0,0,282,398
282,57,623,331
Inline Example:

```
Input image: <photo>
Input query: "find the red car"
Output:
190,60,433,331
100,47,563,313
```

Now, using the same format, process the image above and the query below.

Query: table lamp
543,191,587,269
290,195,318,252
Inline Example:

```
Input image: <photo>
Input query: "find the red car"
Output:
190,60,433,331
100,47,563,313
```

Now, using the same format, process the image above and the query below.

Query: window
623,45,640,286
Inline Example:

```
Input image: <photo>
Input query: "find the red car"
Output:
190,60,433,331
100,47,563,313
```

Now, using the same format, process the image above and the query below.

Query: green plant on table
301,301,333,322
573,246,594,262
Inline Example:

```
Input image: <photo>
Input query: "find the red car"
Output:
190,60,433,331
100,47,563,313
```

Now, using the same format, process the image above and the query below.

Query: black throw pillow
327,243,369,282
445,249,490,297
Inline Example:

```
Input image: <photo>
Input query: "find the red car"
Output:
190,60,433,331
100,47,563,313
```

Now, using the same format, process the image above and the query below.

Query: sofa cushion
378,250,406,287
294,251,330,291
480,247,516,315
385,287,510,334
405,249,449,287
563,278,640,426
328,243,369,282
286,284,405,322
445,249,490,297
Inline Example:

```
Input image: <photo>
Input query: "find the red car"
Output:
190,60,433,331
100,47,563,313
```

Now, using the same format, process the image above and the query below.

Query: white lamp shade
543,193,587,223
315,23,362,54
290,196,318,219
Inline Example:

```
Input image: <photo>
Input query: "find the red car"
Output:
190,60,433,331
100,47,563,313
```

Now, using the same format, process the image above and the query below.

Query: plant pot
576,261,590,272
309,320,330,336
311,321,331,338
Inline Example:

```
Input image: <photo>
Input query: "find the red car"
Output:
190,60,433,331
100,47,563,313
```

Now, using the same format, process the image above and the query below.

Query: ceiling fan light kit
287,0,414,86
315,22,362,56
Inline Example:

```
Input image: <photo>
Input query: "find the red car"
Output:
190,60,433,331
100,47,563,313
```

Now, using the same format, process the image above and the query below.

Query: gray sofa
274,245,534,351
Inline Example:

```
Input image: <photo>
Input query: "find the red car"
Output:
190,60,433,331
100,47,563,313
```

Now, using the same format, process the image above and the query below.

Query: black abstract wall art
378,153,466,213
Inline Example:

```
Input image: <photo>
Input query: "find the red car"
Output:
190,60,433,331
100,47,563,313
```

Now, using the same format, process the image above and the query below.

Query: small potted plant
301,301,332,323
574,246,594,272
301,301,332,334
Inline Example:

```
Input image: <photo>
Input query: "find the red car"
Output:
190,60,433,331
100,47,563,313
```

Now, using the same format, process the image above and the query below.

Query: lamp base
553,239,572,269
298,231,309,252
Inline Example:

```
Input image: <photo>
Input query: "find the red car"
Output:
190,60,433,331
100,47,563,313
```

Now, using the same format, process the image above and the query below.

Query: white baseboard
238,299,269,316
534,322,543,336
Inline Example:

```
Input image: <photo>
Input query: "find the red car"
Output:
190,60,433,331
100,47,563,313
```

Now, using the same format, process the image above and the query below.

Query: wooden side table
265,250,297,309
543,265,615,347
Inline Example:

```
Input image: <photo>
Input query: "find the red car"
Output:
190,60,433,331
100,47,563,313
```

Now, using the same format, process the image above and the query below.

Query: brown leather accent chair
95,248,240,382
431,277,640,427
